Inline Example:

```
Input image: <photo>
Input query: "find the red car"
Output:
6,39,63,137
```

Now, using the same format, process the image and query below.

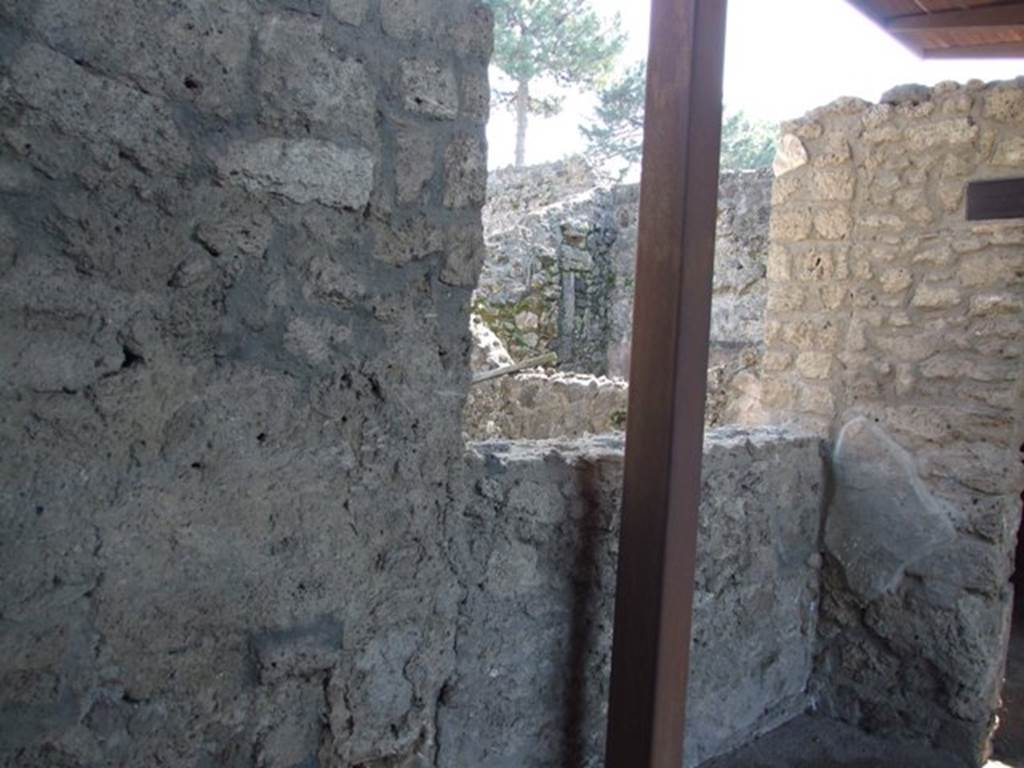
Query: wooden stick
470,352,558,386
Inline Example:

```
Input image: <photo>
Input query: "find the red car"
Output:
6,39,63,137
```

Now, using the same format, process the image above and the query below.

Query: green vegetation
490,0,625,167
581,61,779,173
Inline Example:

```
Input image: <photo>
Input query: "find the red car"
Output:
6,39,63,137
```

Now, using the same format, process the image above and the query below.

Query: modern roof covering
847,0,1024,58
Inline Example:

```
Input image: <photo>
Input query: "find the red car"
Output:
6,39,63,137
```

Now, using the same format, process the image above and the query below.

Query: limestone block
815,135,853,166
911,284,960,309
381,0,441,41
812,167,856,201
813,207,853,240
5,330,125,392
796,351,833,380
395,128,436,204
881,83,932,105
461,66,491,123
216,139,375,210
970,293,1024,316
906,119,978,150
872,333,940,364
920,354,1017,383
400,59,459,119
762,350,793,372
25,0,255,119
993,135,1024,166
773,134,808,177
825,418,957,601
792,246,847,282
984,86,1024,122
767,285,805,313
441,226,486,287
9,43,191,175
444,135,487,209
284,317,351,365
767,244,791,281
879,268,912,294
256,16,377,142
940,91,974,116
919,442,1023,497
328,0,368,24
370,211,445,265
770,208,813,242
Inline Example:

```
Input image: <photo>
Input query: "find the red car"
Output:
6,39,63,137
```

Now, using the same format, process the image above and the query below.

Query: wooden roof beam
886,3,1024,32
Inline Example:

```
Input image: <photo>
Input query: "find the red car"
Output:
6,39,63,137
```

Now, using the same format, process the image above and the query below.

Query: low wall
438,427,826,767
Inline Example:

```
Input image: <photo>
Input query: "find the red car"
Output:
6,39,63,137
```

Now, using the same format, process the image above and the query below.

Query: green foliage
490,0,625,165
719,111,778,171
579,60,645,169
582,61,779,173
490,0,625,87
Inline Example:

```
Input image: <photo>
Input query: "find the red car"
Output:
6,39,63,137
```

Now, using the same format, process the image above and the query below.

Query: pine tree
490,0,625,167
582,61,779,173
579,60,645,171
718,111,778,171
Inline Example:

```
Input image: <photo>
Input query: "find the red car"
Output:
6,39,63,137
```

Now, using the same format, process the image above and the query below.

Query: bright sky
486,0,1024,169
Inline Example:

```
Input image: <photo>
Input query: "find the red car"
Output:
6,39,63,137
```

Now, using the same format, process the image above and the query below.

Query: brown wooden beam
603,0,728,767
887,3,1024,32
921,41,1024,58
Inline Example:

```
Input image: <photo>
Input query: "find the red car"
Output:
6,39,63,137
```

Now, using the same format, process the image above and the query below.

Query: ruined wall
476,162,772,377
762,80,1024,762
0,2,492,765
440,428,826,768
467,164,771,440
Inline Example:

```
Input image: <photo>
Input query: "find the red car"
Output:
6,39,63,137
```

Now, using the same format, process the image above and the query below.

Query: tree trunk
515,79,529,168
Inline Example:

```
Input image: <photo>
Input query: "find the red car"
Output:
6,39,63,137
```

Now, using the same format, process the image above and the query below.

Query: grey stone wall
476,162,773,377
0,2,492,765
763,80,1024,762
440,427,827,768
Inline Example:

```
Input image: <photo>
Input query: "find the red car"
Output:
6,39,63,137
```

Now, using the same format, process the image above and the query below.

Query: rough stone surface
825,418,957,601
476,160,773,376
463,318,762,440
441,427,827,768
765,80,1024,762
0,2,494,766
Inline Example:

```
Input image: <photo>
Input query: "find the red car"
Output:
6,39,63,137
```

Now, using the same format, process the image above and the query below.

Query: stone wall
762,80,1024,762
440,427,827,768
467,163,771,440
0,2,492,765
476,162,772,377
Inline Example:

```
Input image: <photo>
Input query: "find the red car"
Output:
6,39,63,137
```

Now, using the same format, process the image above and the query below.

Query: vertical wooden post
603,1,728,767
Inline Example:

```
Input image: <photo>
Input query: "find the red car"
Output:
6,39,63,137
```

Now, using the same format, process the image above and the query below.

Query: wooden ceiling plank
887,3,1024,31
920,39,1024,56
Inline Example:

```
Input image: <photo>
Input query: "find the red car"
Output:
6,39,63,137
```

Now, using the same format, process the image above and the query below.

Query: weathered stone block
911,284,960,309
826,418,957,601
444,135,487,209
256,15,377,142
9,43,191,175
400,59,459,119
216,139,375,210
328,0,368,25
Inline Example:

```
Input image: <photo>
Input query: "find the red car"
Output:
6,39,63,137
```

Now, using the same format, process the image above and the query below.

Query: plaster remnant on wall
826,418,957,601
